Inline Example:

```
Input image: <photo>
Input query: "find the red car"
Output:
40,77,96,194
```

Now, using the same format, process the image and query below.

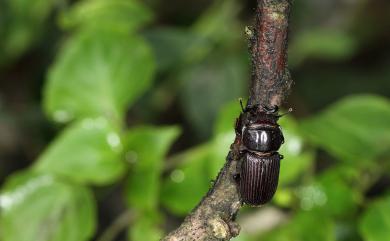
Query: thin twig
97,209,136,241
162,1,292,240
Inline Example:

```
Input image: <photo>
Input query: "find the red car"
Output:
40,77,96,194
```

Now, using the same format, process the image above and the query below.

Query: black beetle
234,103,287,206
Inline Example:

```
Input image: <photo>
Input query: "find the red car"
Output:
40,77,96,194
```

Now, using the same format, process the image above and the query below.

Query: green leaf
213,101,240,135
44,31,155,123
278,116,314,186
125,126,181,211
145,0,242,72
315,168,361,217
0,171,96,241
34,118,126,185
359,195,390,241
209,101,239,178
191,0,242,60
271,116,314,207
129,214,162,241
289,30,357,67
161,145,212,215
0,0,54,63
209,132,234,179
263,211,335,241
300,95,390,162
295,166,361,218
60,0,153,33
144,27,202,72
179,54,247,138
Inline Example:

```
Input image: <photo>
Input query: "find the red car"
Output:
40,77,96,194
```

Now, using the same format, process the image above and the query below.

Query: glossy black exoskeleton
242,125,284,153
239,152,280,205
234,103,286,206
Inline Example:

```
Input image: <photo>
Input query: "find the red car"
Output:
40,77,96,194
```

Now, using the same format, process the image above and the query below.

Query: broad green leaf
176,0,246,138
158,101,240,215
271,116,314,207
213,101,240,135
44,31,155,123
262,211,335,241
161,145,212,215
125,126,180,211
146,0,242,73
180,54,247,138
60,0,153,33
289,30,357,67
359,195,390,241
144,27,202,72
209,132,235,179
191,0,242,61
129,214,162,241
300,95,390,162
315,168,361,217
146,0,242,72
0,171,96,241
34,118,125,185
295,166,361,217
209,101,239,178
278,116,314,186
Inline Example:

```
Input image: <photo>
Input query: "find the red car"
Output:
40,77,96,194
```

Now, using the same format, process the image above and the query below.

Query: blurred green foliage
1,0,390,241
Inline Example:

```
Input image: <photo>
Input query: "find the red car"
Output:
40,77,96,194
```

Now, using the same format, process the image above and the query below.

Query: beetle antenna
239,98,246,112
277,108,293,118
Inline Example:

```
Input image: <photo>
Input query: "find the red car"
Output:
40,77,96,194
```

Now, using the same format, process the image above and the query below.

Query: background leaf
34,118,125,185
125,126,181,211
315,168,361,217
179,54,247,138
359,195,390,241
0,171,96,241
161,145,212,215
289,30,358,67
300,95,390,162
144,27,201,72
278,116,314,186
262,212,335,241
44,30,155,123
129,214,163,241
59,0,153,33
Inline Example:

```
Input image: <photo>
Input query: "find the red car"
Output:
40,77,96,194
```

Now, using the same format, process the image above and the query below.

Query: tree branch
248,0,292,108
162,1,292,240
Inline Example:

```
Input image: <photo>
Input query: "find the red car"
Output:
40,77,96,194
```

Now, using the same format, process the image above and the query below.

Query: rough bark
162,1,292,240
248,0,292,108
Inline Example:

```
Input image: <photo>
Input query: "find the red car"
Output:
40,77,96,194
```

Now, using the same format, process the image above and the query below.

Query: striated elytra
238,152,281,206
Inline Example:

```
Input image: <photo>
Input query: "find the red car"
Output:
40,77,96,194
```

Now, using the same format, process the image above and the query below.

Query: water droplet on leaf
170,169,185,183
